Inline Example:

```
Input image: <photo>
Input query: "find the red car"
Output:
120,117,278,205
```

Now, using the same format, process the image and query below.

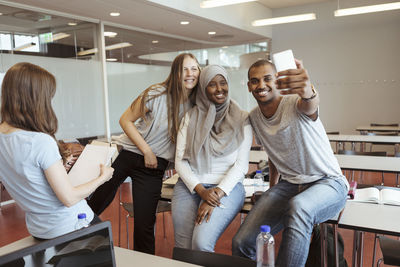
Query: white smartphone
272,49,297,72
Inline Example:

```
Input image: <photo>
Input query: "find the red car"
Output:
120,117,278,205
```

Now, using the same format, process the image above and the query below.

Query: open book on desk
68,144,117,187
351,187,400,206
47,235,110,264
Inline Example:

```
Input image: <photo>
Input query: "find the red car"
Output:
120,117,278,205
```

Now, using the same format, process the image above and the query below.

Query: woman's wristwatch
301,84,317,102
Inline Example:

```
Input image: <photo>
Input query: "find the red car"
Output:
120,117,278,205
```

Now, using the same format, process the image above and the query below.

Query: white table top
0,237,201,267
249,150,268,163
356,126,400,132
338,201,400,236
334,154,400,172
115,247,202,267
328,134,400,143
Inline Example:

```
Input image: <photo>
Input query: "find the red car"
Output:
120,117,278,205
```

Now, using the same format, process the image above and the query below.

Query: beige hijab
183,65,249,174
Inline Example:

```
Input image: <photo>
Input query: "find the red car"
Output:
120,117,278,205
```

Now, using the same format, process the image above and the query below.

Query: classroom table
249,150,268,164
338,201,400,267
356,126,400,134
249,151,400,173
334,154,400,173
328,134,400,153
0,236,202,267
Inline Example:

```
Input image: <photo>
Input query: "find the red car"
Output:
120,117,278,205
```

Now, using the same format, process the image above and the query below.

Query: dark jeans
87,149,168,254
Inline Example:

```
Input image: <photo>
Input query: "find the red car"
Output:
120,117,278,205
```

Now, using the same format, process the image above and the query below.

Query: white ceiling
258,0,329,9
2,0,330,44
0,0,329,63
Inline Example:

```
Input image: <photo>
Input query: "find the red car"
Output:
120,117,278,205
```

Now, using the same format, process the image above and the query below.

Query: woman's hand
99,164,114,182
197,187,221,207
196,202,215,225
143,150,158,169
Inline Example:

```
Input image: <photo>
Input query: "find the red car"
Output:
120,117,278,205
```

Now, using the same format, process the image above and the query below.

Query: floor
1,171,398,266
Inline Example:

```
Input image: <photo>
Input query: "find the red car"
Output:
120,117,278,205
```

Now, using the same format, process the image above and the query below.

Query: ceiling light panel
252,13,316,26
334,2,400,17
105,42,132,50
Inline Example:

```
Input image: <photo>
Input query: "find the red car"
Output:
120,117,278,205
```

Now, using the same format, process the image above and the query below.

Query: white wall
106,62,170,133
0,54,106,139
271,0,400,134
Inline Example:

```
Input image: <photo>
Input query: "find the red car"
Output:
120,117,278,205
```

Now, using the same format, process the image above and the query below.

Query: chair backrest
172,247,256,267
326,131,340,135
370,123,399,127
337,150,387,157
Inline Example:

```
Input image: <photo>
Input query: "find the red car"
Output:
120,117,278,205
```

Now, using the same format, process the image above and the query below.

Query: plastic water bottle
254,170,264,192
256,225,275,267
75,213,90,230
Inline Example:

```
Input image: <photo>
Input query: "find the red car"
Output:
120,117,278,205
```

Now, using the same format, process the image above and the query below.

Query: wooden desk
356,126,400,133
0,236,201,267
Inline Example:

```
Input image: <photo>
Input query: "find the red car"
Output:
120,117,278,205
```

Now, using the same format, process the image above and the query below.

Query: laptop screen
0,221,116,267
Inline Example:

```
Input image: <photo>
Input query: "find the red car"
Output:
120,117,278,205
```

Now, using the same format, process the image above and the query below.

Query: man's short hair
248,59,275,80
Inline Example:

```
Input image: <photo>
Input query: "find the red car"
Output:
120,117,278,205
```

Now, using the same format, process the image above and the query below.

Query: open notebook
68,144,117,187
351,187,400,206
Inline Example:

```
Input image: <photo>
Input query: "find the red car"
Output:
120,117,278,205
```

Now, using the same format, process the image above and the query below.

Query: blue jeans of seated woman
232,177,347,267
172,179,245,252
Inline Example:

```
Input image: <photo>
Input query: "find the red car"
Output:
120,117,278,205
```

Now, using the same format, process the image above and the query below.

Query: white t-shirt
175,112,253,195
114,84,192,162
0,130,93,238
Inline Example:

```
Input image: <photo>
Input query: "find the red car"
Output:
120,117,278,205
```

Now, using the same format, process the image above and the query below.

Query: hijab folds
183,65,249,174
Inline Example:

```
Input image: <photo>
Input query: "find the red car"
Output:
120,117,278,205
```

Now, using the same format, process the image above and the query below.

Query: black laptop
0,221,116,267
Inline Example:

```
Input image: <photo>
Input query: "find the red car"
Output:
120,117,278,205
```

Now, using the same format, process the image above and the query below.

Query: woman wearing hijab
172,64,253,252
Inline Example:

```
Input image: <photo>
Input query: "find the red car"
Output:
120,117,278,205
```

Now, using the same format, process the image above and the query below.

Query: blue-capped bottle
254,170,264,193
256,225,275,267
75,213,90,230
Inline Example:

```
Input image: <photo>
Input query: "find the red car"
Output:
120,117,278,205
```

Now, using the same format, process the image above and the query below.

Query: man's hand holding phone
272,49,313,99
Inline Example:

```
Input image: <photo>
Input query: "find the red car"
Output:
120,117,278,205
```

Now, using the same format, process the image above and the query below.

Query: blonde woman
88,53,200,254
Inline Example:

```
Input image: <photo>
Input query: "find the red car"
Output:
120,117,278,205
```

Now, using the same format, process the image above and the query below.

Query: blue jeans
172,179,245,252
232,177,347,267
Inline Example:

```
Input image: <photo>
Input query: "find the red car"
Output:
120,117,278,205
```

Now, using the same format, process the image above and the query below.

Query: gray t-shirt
249,95,348,188
114,84,191,162
0,130,94,238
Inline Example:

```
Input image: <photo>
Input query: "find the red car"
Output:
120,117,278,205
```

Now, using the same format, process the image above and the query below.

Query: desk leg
320,224,328,267
352,231,359,267
372,234,378,267
333,224,339,267
358,232,364,267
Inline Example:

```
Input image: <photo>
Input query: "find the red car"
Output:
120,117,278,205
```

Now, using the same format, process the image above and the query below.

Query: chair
172,247,256,267
337,150,387,184
326,131,340,135
364,132,399,153
376,236,400,266
370,123,399,127
120,200,171,249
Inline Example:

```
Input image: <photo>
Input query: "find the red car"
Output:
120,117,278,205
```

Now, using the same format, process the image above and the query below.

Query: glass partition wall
0,3,270,140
